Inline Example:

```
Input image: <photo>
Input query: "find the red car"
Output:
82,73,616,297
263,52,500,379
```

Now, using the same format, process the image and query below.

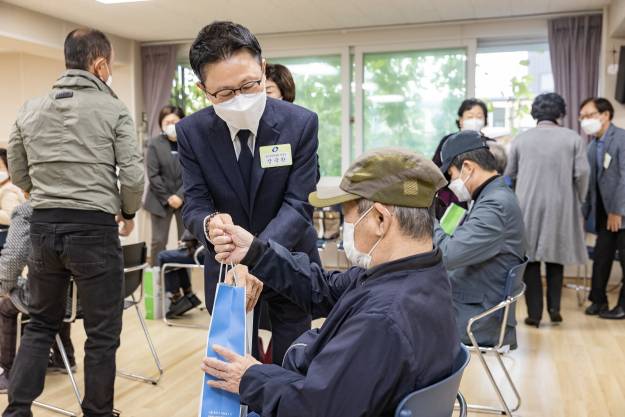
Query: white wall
175,16,549,61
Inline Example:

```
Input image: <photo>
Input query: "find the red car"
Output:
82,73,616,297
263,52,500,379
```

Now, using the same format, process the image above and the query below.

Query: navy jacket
435,177,525,348
239,240,460,417
176,98,321,286
583,123,625,231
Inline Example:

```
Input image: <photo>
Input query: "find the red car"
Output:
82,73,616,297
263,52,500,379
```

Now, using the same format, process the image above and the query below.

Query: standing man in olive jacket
5,28,143,417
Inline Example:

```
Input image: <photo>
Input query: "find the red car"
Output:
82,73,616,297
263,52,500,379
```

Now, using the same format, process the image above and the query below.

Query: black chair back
122,242,148,299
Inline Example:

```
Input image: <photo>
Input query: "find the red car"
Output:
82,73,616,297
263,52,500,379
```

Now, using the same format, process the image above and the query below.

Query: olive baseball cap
309,147,448,208
440,130,489,173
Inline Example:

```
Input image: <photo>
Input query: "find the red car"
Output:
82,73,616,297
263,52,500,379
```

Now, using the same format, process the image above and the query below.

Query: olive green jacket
8,70,144,216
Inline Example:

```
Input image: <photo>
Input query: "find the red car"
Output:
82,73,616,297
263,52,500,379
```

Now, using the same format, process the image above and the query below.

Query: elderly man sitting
203,148,460,417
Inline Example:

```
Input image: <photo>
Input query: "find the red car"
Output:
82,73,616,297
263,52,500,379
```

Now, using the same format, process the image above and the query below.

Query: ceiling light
96,0,149,4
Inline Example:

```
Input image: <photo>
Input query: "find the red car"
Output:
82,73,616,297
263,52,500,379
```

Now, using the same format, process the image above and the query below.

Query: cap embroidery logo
404,180,419,195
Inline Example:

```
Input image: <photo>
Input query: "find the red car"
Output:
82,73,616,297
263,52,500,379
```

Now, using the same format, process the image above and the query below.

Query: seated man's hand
226,265,263,313
207,213,234,243
201,344,260,394
213,224,254,264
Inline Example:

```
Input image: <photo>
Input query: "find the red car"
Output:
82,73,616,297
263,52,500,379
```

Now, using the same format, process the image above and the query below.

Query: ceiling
3,0,611,42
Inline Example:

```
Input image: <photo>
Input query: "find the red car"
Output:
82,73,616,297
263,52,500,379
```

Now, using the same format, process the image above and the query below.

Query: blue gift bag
199,264,247,417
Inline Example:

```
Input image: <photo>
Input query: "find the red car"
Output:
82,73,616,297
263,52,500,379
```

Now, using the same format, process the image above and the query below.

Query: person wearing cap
436,130,525,348
203,148,460,417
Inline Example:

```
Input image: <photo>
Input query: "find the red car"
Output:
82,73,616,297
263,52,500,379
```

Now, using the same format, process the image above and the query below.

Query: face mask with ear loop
96,59,113,88
343,205,389,269
448,166,473,202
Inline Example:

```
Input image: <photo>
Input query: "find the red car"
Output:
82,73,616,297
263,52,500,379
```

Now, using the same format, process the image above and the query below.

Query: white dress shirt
227,125,257,159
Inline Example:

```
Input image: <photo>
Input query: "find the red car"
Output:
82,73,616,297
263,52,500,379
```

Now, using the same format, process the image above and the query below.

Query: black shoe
599,306,625,320
47,356,77,374
186,292,202,308
585,303,609,316
549,310,563,323
166,296,194,319
524,317,540,328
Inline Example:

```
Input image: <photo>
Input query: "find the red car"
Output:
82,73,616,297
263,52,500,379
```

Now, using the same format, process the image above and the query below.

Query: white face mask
448,168,472,202
461,118,485,132
343,206,385,269
212,91,267,132
99,61,113,87
0,172,8,183
164,124,177,139
581,118,602,136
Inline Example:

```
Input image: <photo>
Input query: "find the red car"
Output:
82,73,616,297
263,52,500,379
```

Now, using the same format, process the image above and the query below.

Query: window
361,49,467,158
168,40,554,179
269,55,342,177
170,65,209,115
476,42,554,136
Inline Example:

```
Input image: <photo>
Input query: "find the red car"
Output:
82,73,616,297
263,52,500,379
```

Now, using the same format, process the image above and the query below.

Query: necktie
237,129,253,191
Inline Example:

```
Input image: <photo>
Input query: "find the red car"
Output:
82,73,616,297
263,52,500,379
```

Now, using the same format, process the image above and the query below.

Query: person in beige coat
0,149,25,226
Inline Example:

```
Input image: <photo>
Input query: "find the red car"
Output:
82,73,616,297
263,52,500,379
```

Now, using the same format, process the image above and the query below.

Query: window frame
171,37,559,180
353,40,475,163
265,47,351,178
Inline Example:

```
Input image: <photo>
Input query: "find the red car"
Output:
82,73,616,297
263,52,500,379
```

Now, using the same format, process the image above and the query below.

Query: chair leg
457,391,468,417
32,337,82,417
33,400,78,417
116,295,163,385
494,351,521,412
55,334,82,407
466,350,514,416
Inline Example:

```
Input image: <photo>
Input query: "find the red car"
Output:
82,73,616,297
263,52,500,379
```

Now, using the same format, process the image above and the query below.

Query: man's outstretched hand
206,213,234,243
213,224,255,264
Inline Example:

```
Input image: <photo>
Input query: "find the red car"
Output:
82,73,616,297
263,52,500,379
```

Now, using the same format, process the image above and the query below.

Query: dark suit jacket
176,98,321,284
143,134,184,218
584,123,625,231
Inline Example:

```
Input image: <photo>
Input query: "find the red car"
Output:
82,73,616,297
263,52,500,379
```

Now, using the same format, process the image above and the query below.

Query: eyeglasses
205,79,263,100
578,111,599,121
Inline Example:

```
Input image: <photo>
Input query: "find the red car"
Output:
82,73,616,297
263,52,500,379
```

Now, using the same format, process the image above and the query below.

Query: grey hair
487,142,508,174
357,199,434,240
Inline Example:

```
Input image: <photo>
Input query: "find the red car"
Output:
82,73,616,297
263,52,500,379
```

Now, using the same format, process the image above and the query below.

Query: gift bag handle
217,262,241,287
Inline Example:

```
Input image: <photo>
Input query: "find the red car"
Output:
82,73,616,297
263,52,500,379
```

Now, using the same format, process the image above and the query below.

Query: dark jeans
0,297,74,373
4,222,123,417
158,248,203,294
524,262,564,321
590,198,625,307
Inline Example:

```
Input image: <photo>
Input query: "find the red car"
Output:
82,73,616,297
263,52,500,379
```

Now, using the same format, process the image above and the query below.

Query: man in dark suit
176,21,320,364
580,97,625,320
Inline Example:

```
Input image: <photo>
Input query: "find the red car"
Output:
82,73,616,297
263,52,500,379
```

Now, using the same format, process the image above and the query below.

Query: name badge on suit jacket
259,144,293,168
604,153,612,170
